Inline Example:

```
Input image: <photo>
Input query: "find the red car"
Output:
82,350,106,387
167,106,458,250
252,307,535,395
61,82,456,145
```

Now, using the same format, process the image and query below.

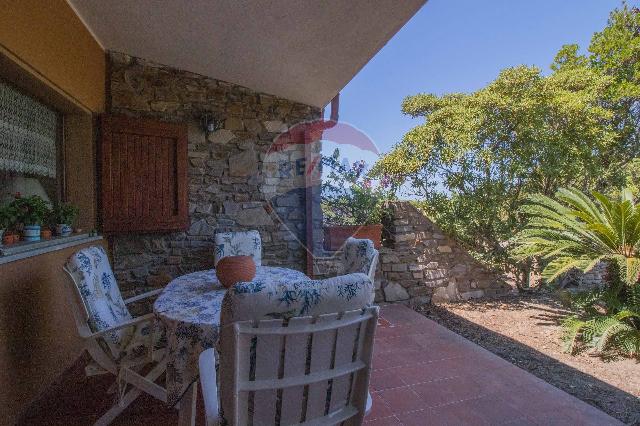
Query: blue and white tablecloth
153,266,308,406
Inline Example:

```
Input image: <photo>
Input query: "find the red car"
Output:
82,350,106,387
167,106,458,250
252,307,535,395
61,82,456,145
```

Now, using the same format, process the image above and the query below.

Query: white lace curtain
0,81,58,178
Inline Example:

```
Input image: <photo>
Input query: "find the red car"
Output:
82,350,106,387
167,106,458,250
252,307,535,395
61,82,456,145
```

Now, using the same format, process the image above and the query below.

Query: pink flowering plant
321,148,396,226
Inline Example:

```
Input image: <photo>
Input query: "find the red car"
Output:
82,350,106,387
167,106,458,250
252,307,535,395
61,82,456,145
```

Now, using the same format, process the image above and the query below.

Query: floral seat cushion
342,237,378,276
220,272,374,325
66,246,163,362
214,230,262,267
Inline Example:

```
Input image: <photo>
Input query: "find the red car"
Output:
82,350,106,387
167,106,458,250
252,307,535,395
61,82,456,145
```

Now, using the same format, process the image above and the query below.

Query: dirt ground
417,293,640,425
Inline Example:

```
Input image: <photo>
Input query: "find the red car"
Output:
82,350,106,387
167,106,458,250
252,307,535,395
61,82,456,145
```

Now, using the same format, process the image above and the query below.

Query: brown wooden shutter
100,115,188,233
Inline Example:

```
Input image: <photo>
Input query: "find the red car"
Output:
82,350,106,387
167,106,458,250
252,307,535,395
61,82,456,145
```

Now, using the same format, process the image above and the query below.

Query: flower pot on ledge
23,224,41,242
323,224,382,251
56,224,73,237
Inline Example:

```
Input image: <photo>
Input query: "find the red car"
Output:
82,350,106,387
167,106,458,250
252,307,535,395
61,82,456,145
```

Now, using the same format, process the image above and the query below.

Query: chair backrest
218,273,376,425
64,246,133,358
342,237,379,284
214,230,262,267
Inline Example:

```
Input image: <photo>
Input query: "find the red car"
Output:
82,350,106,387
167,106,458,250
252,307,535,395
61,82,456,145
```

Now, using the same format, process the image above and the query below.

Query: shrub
513,187,640,359
321,149,394,226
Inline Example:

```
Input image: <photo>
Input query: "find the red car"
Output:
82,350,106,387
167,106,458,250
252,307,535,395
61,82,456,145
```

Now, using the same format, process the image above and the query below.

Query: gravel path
417,294,640,425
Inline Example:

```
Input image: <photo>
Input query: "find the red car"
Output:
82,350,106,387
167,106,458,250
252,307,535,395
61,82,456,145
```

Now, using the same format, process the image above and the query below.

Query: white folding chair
214,230,262,266
199,273,378,425
63,246,169,425
343,237,380,288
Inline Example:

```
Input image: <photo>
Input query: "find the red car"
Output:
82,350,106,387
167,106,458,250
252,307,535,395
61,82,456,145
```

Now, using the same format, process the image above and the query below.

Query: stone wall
314,201,510,306
378,202,510,304
107,52,321,295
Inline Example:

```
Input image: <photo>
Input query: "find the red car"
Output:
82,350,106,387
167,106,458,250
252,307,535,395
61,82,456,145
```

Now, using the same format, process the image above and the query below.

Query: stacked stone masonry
314,201,511,306
107,52,322,296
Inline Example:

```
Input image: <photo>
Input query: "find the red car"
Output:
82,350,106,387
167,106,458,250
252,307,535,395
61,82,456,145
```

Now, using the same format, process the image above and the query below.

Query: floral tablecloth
153,266,308,406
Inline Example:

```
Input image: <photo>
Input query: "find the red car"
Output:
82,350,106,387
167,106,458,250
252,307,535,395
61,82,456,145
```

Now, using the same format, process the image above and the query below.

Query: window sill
0,234,103,265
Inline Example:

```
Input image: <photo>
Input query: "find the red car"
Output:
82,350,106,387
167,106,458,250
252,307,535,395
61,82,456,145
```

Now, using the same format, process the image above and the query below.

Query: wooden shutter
100,115,188,233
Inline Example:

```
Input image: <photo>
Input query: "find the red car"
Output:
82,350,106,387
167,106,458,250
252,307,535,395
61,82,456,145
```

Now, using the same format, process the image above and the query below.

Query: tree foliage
512,186,640,359
321,149,394,226
371,4,640,284
513,187,640,286
562,273,640,359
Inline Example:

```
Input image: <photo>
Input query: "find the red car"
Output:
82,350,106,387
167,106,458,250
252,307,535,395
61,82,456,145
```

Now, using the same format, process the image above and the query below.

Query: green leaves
560,282,640,359
371,4,640,284
321,149,395,226
514,187,640,285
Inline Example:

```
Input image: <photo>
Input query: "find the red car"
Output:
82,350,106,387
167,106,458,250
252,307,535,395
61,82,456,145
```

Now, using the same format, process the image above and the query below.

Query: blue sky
324,0,631,168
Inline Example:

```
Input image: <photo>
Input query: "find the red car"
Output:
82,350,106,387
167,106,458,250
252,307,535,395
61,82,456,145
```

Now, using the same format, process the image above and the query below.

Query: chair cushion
66,247,133,355
220,272,374,325
214,230,262,267
342,237,378,275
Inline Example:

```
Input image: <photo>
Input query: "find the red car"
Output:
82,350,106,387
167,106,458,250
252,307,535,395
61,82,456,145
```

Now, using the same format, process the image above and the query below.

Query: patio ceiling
67,0,426,108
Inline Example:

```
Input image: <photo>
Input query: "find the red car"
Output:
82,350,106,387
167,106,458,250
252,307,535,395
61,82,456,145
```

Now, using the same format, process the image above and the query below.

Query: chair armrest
199,348,220,426
124,288,164,305
82,312,156,340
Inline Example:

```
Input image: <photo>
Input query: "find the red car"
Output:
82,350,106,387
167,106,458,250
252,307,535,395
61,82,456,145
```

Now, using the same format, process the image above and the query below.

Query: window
0,79,61,205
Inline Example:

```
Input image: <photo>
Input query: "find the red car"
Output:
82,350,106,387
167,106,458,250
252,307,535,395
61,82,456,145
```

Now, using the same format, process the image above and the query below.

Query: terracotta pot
3,234,18,245
216,255,257,288
323,224,383,251
40,228,52,240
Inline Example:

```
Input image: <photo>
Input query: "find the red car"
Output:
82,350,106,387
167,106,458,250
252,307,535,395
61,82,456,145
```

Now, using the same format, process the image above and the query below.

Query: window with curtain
0,80,60,205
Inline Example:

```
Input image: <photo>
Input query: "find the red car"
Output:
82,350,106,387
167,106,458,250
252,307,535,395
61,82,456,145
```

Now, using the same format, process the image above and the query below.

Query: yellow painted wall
0,239,108,424
0,0,105,112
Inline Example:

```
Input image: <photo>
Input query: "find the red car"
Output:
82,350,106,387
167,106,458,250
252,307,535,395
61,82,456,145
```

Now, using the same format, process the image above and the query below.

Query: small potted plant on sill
52,202,79,237
11,194,51,242
0,203,19,246
321,149,396,250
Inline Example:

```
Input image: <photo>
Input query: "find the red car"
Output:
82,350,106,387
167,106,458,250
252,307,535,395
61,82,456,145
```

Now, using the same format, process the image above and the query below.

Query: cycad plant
513,187,640,359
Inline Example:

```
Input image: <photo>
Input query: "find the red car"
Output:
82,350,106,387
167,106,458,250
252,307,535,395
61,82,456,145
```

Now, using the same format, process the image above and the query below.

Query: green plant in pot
10,194,51,242
321,148,396,250
52,202,79,237
0,203,19,246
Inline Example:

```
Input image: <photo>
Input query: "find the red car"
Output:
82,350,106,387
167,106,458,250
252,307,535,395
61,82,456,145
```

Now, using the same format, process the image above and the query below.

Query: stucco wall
0,239,108,425
107,52,322,295
0,0,105,112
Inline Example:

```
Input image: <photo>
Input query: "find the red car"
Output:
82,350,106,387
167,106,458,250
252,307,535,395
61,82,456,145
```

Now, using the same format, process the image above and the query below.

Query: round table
153,266,308,409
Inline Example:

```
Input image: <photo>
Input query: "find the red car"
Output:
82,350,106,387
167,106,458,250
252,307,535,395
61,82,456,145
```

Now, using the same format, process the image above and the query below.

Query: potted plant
10,194,51,242
321,149,395,250
40,226,53,240
0,203,19,246
52,202,79,237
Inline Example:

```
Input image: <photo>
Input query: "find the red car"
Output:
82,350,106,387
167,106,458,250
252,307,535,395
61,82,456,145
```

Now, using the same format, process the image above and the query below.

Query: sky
324,0,632,169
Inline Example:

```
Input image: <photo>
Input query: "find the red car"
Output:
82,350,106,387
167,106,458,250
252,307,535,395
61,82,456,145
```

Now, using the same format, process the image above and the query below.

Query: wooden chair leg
94,387,142,426
178,381,198,426
95,360,168,425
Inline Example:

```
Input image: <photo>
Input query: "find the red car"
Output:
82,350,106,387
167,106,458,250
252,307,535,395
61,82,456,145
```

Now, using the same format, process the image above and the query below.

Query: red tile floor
20,304,621,425
366,304,621,426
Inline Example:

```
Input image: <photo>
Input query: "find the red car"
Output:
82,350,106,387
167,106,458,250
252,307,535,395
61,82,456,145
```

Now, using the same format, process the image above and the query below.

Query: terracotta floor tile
370,367,407,391
22,305,622,426
392,359,460,385
364,415,402,425
366,393,395,420
377,386,425,414
411,376,485,408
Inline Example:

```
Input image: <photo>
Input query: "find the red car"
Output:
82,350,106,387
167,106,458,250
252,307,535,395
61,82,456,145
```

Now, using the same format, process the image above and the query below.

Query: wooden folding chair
63,246,169,425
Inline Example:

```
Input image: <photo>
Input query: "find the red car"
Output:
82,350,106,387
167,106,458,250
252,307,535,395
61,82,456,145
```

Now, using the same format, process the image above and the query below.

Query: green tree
371,5,640,287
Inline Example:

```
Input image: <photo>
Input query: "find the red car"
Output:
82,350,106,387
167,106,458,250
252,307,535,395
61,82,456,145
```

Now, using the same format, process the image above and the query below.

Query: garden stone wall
379,201,510,304
314,201,510,305
107,52,321,296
